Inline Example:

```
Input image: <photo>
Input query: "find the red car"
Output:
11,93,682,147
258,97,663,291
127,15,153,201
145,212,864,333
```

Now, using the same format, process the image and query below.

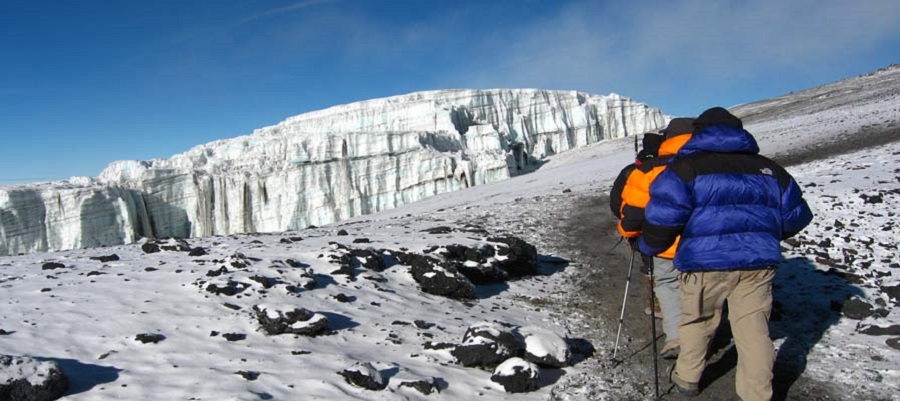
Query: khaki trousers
673,268,775,401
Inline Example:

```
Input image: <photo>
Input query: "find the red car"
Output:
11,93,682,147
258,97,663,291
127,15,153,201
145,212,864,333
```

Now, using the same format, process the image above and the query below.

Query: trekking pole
612,247,636,361
648,260,660,399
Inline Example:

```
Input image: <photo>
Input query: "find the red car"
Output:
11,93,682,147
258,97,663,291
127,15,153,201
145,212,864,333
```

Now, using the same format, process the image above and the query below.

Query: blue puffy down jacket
638,125,813,271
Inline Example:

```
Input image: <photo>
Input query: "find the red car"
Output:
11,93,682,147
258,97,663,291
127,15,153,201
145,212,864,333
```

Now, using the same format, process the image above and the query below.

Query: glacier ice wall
0,89,664,255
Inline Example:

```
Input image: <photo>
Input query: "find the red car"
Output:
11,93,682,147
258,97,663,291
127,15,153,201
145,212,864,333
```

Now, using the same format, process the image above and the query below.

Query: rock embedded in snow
841,298,876,320
338,362,387,391
489,236,539,277
89,254,119,263
858,324,900,336
887,337,900,351
134,333,166,344
397,375,440,395
40,262,65,271
0,89,664,256
451,322,523,368
396,252,475,299
520,327,571,368
0,355,68,401
253,305,329,336
490,357,541,393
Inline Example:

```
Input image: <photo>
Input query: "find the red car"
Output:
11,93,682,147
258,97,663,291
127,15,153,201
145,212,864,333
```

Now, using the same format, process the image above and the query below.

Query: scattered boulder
883,284,900,305
397,376,439,395
222,333,247,342
350,249,387,272
253,305,329,336
188,247,208,257
0,330,11,336
452,322,523,368
421,226,453,234
490,357,540,393
89,254,119,263
0,355,68,401
352,238,371,244
337,229,350,236
858,324,900,336
338,362,387,390
887,337,900,351
398,252,475,299
40,262,66,271
841,298,875,320
235,371,259,381
135,333,166,344
520,326,571,368
205,280,250,296
141,242,161,254
489,236,538,276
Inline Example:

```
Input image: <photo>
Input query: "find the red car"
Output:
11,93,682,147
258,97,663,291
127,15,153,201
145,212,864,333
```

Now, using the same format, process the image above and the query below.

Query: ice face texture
0,89,664,255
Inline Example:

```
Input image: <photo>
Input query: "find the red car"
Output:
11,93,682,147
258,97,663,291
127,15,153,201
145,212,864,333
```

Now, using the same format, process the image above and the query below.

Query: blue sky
1,0,899,183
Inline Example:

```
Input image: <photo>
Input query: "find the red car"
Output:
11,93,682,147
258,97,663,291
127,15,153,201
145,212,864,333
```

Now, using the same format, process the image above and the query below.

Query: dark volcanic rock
883,284,900,305
398,377,438,395
89,254,120,263
188,247,208,257
489,236,538,276
490,357,540,393
421,226,452,234
451,322,523,368
205,280,249,296
887,337,900,351
41,262,66,270
0,355,68,401
0,329,12,336
223,333,247,342
397,252,475,299
141,242,161,254
338,362,387,390
858,324,900,336
352,238,371,244
349,249,387,272
248,275,277,289
841,298,875,320
253,305,329,336
333,293,352,303
337,229,349,236
135,333,166,344
235,370,259,381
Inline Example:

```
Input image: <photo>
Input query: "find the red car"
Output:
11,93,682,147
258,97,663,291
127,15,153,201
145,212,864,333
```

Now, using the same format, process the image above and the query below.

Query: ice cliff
0,89,664,255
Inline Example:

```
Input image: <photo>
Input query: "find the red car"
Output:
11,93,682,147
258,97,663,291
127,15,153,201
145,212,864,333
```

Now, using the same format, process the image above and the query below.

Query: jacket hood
678,125,759,156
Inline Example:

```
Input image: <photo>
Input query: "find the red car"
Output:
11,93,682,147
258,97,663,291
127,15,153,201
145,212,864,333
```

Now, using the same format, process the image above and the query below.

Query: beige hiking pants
673,268,775,401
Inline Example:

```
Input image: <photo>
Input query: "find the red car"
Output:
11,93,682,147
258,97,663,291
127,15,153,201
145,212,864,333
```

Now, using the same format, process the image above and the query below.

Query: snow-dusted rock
338,362,387,390
490,357,540,393
489,236,539,277
253,304,329,336
397,252,475,299
519,326,571,368
451,322,523,368
0,89,664,256
0,355,68,401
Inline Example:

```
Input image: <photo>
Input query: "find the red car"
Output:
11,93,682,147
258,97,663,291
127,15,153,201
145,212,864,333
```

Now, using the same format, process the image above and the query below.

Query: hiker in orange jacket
616,117,694,359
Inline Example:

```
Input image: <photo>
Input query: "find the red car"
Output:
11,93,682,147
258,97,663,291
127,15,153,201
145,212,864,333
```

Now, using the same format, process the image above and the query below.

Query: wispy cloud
229,0,338,31
454,0,900,100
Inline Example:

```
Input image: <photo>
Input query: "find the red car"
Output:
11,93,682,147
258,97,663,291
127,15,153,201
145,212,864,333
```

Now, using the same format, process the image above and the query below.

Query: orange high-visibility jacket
616,132,692,259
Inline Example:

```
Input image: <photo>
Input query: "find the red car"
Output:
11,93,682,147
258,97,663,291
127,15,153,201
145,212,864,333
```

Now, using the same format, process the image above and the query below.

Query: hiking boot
668,365,699,397
660,340,680,359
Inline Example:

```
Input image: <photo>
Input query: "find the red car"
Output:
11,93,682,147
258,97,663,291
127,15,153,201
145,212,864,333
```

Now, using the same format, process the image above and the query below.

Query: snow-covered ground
2,66,899,400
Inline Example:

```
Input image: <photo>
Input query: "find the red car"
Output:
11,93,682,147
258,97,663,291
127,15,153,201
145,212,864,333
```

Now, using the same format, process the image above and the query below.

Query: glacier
0,89,664,255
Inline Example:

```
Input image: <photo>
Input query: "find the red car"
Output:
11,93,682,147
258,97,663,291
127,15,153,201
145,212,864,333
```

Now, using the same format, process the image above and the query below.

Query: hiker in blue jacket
638,107,813,401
